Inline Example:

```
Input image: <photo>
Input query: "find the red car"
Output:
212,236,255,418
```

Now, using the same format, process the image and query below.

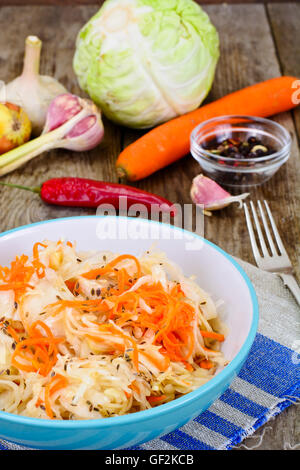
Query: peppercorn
205,135,274,164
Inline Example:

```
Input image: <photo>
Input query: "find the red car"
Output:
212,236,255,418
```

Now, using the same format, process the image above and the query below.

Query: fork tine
249,201,269,257
257,200,278,256
263,200,287,255
243,203,261,264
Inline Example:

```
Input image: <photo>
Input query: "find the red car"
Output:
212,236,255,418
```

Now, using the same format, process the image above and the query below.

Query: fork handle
278,273,300,307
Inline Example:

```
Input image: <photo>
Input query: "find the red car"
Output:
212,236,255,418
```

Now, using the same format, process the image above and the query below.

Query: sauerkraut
0,240,227,420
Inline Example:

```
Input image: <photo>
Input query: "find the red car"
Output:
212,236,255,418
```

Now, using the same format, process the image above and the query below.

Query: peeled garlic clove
190,174,249,213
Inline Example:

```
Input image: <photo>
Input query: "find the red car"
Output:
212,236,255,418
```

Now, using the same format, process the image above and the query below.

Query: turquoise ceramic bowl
0,217,258,450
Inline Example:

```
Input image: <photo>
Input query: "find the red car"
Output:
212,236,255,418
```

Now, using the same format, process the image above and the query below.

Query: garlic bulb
0,93,104,176
5,35,67,136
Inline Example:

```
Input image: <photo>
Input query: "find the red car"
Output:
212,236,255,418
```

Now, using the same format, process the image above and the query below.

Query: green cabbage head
73,0,219,128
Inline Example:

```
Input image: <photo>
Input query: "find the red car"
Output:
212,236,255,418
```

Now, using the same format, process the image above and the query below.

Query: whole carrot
116,76,299,181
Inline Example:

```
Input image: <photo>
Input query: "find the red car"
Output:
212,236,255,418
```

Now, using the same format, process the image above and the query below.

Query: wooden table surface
0,2,299,450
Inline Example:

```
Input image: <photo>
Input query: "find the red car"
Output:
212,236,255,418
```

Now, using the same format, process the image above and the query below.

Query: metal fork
244,200,300,306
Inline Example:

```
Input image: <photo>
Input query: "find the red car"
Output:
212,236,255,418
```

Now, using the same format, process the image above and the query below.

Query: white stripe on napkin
140,439,178,450
230,377,278,408
209,399,254,429
181,421,228,448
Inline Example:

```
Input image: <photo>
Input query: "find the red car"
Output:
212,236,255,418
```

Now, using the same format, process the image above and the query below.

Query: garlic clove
64,113,104,151
43,93,82,133
190,174,249,214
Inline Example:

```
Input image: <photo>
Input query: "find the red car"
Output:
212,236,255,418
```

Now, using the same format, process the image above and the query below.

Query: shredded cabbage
0,240,227,420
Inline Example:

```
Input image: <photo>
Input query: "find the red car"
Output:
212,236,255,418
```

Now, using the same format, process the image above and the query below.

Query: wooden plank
267,2,300,140
234,405,300,451
0,5,121,231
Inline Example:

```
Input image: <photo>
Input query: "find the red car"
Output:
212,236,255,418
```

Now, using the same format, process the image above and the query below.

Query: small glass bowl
190,115,291,188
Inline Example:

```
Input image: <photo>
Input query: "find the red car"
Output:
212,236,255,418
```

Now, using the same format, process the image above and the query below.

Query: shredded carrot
29,320,53,338
49,374,68,396
41,374,68,419
129,380,140,394
11,320,64,377
48,298,110,316
147,395,167,404
81,254,141,280
0,254,35,301
6,325,20,343
0,243,47,300
183,362,194,372
35,398,43,408
0,282,32,291
140,350,170,372
32,243,47,279
129,285,196,362
200,330,225,342
65,279,76,292
117,268,127,294
199,359,214,370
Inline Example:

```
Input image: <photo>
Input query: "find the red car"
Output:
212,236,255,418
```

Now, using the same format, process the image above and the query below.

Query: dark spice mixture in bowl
190,115,291,188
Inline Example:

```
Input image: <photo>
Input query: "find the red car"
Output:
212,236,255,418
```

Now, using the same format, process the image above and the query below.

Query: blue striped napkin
1,259,299,450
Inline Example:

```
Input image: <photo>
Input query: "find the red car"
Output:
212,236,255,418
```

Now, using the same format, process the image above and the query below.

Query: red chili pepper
0,178,176,215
